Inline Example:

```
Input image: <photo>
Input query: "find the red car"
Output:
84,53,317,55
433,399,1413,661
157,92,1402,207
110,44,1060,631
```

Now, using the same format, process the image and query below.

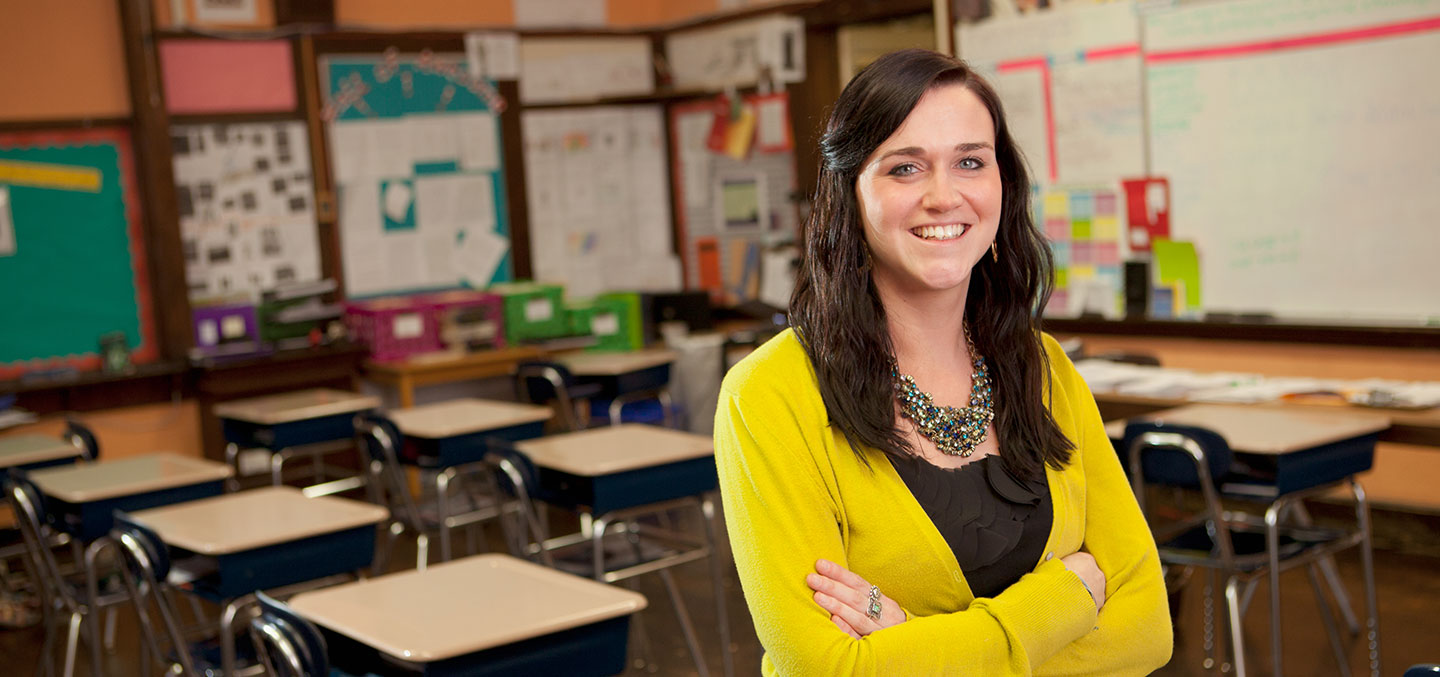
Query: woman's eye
887,163,919,177
958,157,985,171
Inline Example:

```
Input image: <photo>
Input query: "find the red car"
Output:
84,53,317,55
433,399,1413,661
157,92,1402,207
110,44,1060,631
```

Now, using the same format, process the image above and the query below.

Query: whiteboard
1144,0,1440,322
958,1,1146,186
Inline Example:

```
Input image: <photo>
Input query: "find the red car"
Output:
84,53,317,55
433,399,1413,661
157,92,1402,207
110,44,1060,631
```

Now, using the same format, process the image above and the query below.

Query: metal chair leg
1306,564,1352,677
63,610,82,677
1264,501,1285,677
1291,503,1361,635
1225,577,1247,677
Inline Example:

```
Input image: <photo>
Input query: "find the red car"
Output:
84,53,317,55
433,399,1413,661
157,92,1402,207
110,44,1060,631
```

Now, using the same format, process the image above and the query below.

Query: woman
713,49,1172,675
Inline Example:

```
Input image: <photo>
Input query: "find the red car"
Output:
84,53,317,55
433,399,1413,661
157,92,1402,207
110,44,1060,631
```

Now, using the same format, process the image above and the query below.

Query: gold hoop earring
990,241,999,262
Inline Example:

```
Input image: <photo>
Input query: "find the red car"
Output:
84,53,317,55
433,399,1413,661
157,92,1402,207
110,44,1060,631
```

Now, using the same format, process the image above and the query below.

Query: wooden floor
3,512,1437,676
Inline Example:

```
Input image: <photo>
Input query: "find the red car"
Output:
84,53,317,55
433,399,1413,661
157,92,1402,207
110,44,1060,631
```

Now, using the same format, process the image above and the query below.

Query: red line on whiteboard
1086,43,1141,60
996,58,1057,182
1147,15,1440,63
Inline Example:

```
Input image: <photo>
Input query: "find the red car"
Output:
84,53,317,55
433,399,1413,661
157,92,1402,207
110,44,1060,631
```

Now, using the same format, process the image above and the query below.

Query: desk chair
61,420,100,463
516,361,602,431
249,591,329,677
1406,666,1440,676
355,413,517,571
4,472,129,677
1124,422,1373,677
1,425,94,598
111,516,255,677
484,438,731,677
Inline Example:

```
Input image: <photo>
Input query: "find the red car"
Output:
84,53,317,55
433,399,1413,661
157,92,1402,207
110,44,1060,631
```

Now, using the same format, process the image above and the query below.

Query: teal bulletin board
0,128,155,378
321,49,512,298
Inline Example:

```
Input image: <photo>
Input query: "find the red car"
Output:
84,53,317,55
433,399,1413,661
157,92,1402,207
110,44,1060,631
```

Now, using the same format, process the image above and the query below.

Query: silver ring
866,585,882,620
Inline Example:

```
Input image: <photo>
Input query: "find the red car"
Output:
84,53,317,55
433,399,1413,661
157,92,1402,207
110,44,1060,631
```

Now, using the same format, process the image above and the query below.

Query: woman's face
855,83,1002,297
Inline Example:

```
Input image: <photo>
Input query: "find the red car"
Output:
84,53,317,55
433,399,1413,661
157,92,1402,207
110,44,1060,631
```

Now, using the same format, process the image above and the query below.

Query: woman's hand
1061,552,1107,611
805,558,907,638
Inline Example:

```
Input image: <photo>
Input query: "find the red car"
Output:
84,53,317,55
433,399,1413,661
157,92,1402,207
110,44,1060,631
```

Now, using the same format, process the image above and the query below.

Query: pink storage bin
345,295,444,361
415,289,506,351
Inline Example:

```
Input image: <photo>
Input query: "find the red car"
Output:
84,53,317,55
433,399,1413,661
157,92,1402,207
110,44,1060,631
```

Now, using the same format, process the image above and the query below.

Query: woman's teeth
912,224,967,240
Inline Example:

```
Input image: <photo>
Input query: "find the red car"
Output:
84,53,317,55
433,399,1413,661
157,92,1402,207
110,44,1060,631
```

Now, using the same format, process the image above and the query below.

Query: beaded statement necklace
892,332,995,457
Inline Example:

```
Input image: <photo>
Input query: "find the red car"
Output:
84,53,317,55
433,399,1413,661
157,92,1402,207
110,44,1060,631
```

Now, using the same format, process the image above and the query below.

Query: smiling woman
714,49,1172,675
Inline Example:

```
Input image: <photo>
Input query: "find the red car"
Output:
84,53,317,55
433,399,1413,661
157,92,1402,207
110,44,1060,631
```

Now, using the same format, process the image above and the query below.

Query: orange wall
0,0,131,121
0,401,203,462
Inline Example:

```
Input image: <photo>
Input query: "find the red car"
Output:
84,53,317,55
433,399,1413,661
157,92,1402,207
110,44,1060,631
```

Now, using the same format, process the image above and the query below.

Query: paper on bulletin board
0,187,13,256
171,122,321,301
465,32,520,80
1153,238,1201,311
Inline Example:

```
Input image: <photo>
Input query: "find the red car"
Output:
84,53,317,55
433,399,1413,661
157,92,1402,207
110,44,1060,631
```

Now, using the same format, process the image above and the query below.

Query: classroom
1,0,1437,675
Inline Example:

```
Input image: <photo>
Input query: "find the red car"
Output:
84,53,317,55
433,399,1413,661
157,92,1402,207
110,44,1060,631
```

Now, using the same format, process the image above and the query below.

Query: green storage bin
488,281,568,343
597,292,644,351
567,295,639,352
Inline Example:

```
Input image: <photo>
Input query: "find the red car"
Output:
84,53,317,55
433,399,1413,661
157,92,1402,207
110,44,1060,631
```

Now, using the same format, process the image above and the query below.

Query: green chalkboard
0,129,154,378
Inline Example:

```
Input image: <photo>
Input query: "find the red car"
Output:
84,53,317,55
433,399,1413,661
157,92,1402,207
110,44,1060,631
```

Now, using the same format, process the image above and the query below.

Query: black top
889,454,1052,599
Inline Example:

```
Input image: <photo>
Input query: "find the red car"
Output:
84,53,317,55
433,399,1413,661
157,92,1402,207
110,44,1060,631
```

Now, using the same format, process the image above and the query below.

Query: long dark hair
789,48,1072,479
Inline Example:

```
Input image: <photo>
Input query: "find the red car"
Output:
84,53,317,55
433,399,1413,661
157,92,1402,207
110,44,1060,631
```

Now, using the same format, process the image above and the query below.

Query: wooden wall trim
118,0,193,359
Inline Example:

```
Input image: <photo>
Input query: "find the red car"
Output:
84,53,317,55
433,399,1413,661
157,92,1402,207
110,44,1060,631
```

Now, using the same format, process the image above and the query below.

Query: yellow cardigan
714,330,1172,675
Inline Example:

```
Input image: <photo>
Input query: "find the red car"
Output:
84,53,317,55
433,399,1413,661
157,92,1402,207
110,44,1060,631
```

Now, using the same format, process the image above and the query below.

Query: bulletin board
521,105,680,298
320,49,512,298
670,93,799,307
0,128,157,377
172,121,323,301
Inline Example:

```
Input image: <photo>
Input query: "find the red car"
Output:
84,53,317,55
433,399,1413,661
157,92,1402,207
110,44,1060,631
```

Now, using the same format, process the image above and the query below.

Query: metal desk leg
702,495,734,677
224,442,242,492
1264,500,1285,677
1306,564,1352,677
1353,480,1381,677
1291,503,1361,635
437,470,454,562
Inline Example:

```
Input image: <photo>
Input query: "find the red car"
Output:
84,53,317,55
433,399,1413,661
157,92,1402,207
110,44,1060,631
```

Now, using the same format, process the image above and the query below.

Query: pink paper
160,40,296,114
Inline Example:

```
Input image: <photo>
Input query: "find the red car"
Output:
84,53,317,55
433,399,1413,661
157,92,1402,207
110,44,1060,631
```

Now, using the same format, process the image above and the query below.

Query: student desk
28,453,233,675
554,348,679,399
29,453,233,542
1108,403,1389,677
362,346,545,409
1093,392,1440,449
387,398,553,560
1106,403,1390,497
289,553,646,677
0,434,81,471
128,486,388,675
215,388,379,494
517,424,731,677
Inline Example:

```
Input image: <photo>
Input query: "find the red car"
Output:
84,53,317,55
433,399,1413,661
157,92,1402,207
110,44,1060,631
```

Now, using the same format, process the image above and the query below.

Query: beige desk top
29,454,233,503
213,388,379,425
387,398,553,439
289,553,646,663
555,349,678,377
517,424,713,476
127,486,388,555
1109,403,1390,455
0,435,81,468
